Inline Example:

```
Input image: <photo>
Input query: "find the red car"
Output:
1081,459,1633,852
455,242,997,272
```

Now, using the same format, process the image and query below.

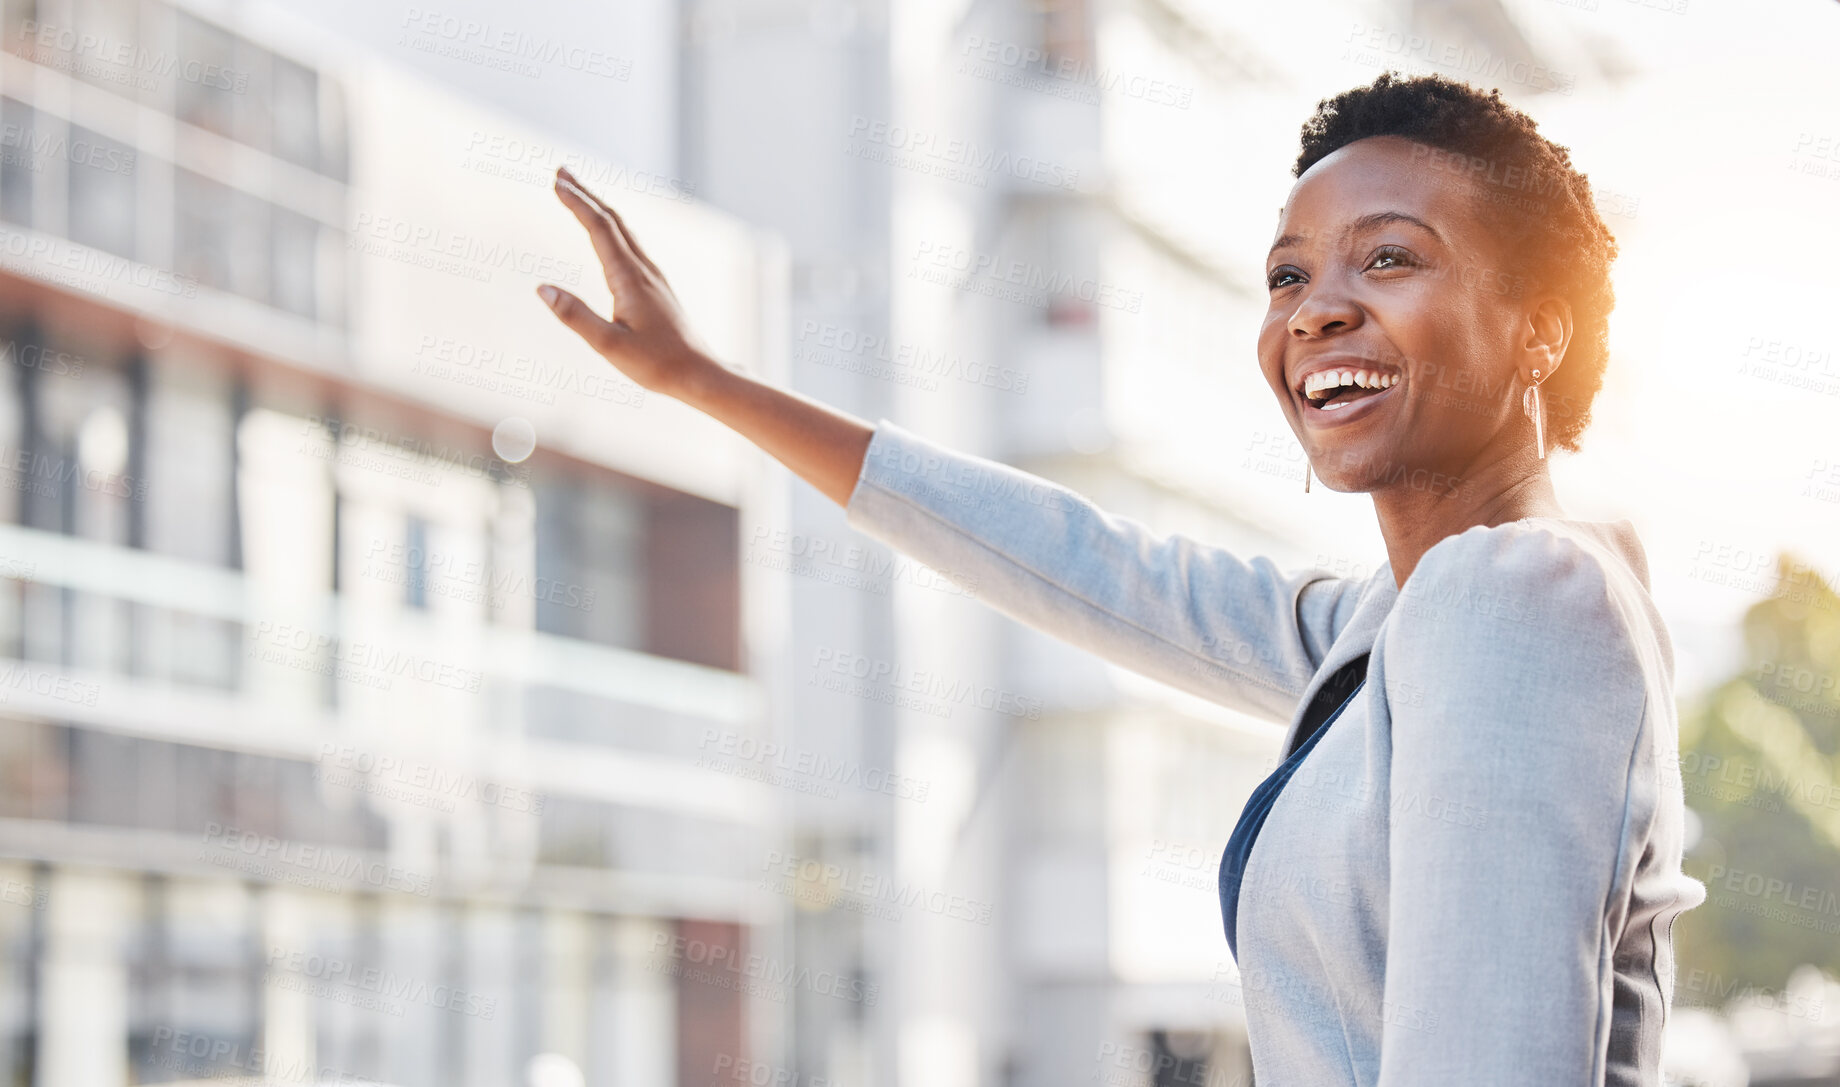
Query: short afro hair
1292,70,1617,455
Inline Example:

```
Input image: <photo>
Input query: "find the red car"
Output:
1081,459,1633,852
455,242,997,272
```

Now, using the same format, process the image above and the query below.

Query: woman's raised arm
537,166,874,508
840,418,1362,721
537,166,1364,722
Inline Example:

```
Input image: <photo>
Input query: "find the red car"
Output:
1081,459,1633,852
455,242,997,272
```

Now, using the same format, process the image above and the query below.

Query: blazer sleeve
842,417,1362,723
1376,522,1653,1085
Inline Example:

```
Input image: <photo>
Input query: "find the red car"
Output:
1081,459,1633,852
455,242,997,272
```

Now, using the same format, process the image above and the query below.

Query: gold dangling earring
1303,461,1311,492
1521,368,1547,461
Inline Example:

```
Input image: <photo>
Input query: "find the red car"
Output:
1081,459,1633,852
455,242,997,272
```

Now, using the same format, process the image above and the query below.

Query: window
534,474,643,651
173,169,233,293
270,206,318,318
0,97,35,227
226,187,272,305
0,859,36,1087
174,12,237,138
642,489,740,670
532,469,741,670
174,169,273,303
69,0,141,102
319,77,349,182
1,0,42,55
1036,0,1093,69
7,3,347,322
67,124,137,259
405,514,429,609
232,41,273,155
270,54,318,171
126,877,263,1086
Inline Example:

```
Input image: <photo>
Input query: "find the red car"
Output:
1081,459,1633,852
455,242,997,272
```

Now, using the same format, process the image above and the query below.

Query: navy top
1219,654,1370,959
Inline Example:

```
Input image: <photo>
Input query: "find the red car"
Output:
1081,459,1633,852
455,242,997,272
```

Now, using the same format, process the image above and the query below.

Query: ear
1520,294,1572,381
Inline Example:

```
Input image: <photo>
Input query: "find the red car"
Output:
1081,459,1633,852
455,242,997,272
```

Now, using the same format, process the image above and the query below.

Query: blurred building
0,1,793,1085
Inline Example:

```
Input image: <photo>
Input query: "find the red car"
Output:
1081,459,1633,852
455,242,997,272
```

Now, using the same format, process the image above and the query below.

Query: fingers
537,284,624,356
556,166,664,281
553,174,638,294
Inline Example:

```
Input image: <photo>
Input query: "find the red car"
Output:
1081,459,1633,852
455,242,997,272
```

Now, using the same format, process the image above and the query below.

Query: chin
1309,474,1366,494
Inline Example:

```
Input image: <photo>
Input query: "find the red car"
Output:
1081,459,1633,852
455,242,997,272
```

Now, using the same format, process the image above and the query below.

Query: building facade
0,0,794,1084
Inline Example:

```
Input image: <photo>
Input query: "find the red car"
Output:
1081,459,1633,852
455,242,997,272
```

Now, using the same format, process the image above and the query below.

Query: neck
1375,463,1566,589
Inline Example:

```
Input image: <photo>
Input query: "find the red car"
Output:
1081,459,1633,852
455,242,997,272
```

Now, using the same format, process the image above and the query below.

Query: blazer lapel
1278,563,1399,757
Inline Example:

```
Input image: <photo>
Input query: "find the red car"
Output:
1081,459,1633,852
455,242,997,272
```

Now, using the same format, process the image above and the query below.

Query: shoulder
1385,520,1646,690
1421,517,1616,581
1399,519,1620,628
1384,520,1655,754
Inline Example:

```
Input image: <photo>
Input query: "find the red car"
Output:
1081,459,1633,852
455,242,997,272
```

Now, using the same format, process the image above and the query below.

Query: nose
1288,284,1361,340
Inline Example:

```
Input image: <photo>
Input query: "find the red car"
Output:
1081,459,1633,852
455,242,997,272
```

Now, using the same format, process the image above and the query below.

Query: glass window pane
405,514,429,609
140,355,236,566
70,0,142,101
534,475,643,650
0,719,65,821
67,124,137,259
643,491,740,670
175,170,271,302
69,729,140,829
174,168,231,291
2,0,42,55
271,206,317,318
0,97,37,227
319,78,348,182
231,189,272,303
231,38,271,154
174,12,236,137
128,880,261,1084
271,54,318,170
318,223,346,329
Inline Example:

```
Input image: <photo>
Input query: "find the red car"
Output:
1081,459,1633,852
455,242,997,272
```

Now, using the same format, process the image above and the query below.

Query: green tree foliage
1672,552,1840,1004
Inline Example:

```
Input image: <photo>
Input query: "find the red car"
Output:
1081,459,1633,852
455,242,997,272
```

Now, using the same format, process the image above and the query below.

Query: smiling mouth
1299,367,1400,412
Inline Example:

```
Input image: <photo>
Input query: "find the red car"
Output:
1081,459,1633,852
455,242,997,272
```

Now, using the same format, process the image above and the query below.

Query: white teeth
1302,367,1398,402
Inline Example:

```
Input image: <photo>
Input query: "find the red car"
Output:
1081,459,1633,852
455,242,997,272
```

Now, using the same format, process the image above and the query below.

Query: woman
536,71,1704,1086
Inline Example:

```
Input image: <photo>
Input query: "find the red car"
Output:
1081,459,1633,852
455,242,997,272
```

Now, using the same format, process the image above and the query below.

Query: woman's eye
1368,246,1416,271
1267,267,1303,290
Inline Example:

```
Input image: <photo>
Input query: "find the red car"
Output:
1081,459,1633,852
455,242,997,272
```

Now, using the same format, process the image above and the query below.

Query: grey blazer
842,418,1707,1086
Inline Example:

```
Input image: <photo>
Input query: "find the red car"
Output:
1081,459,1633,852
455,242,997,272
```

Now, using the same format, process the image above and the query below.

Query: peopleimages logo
808,646,1044,720
267,946,498,1019
697,728,932,802
248,621,484,694
761,849,995,925
317,743,545,815
198,823,434,896
846,115,1080,191
956,35,1194,110
649,931,878,1006
0,230,198,298
13,21,251,92
0,123,138,175
397,7,632,80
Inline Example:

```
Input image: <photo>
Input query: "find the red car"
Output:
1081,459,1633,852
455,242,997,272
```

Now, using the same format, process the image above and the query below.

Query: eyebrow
1268,211,1444,258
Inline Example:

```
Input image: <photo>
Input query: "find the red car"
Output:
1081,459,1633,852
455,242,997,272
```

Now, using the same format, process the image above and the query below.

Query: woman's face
1257,134,1561,493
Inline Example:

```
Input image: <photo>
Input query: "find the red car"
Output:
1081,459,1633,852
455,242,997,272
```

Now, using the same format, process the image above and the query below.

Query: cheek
1382,285,1459,345
1441,296,1523,384
1405,300,1521,421
1388,292,1490,381
1255,313,1289,393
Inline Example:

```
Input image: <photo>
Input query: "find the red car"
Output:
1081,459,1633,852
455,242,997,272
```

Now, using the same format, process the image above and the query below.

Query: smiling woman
1262,72,1620,528
535,68,1703,1087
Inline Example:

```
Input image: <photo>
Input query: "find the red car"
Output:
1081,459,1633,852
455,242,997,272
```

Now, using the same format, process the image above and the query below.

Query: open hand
537,165,719,398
